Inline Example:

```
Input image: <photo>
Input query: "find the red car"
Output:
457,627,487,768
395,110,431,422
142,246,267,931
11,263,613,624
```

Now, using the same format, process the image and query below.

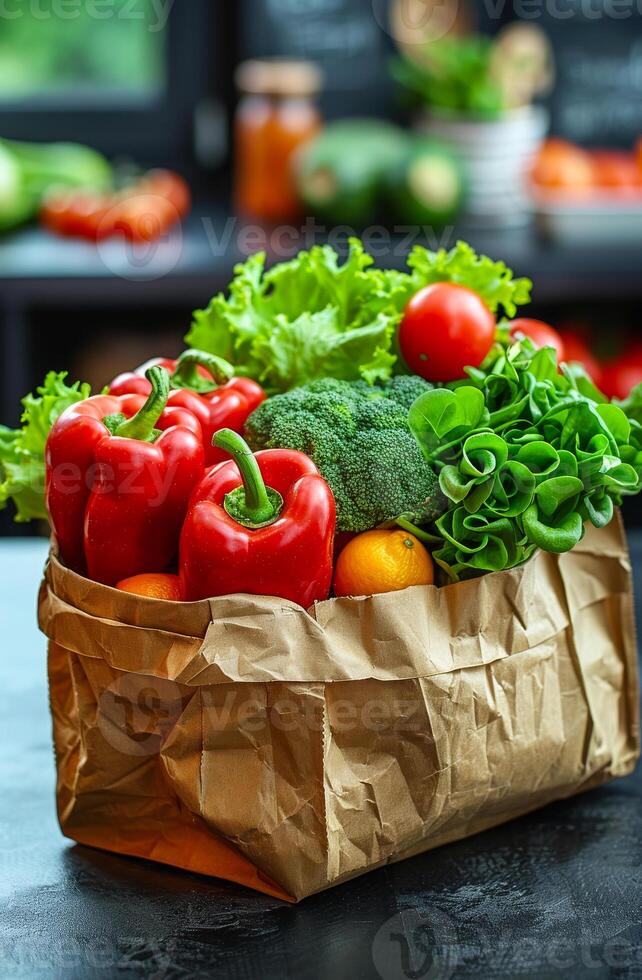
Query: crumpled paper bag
39,515,639,902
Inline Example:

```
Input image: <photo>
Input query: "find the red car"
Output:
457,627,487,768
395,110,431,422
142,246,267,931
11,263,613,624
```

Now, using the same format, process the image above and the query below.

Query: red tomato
624,341,642,364
41,191,112,239
40,192,74,235
400,283,496,382
40,169,191,242
557,331,604,388
600,357,642,400
509,318,565,361
145,169,191,217
112,193,177,243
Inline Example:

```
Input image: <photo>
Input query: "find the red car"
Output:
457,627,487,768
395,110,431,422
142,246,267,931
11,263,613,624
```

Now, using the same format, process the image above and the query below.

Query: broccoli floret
382,374,440,410
245,377,445,533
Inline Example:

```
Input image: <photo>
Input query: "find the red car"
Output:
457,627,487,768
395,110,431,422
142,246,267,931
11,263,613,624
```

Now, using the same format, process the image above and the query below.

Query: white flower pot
416,106,549,228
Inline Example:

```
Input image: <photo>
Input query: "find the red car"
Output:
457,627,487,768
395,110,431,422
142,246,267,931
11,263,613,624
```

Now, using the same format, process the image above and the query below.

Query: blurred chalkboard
238,0,396,118
519,6,642,147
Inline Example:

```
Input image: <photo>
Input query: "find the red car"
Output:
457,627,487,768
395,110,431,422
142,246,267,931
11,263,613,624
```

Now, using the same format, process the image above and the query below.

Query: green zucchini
296,119,409,226
384,139,464,227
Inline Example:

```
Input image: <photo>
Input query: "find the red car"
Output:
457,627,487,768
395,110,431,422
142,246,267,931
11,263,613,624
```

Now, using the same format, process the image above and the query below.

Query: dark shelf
2,204,642,434
1,207,642,302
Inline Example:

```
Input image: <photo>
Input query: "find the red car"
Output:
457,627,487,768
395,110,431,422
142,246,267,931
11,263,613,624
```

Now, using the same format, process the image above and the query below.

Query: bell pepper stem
213,428,283,529
104,366,170,443
171,349,235,394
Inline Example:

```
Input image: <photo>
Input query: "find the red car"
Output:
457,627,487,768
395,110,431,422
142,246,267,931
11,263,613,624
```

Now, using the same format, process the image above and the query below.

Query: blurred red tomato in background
509,318,566,361
557,330,604,389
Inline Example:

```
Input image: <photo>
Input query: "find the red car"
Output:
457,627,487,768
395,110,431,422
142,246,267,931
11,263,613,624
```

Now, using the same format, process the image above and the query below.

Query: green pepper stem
107,366,170,442
213,428,283,528
395,516,440,545
171,349,234,394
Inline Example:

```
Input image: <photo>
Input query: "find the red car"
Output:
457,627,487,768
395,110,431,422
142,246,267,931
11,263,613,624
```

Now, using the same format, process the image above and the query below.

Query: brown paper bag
39,515,640,902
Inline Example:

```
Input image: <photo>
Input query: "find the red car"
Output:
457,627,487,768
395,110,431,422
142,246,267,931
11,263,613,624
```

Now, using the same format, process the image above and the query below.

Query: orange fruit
116,573,182,601
333,529,434,598
531,138,595,193
592,150,640,189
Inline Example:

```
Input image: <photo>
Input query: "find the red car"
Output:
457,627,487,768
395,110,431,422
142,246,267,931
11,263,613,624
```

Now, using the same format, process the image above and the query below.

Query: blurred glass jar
234,59,322,222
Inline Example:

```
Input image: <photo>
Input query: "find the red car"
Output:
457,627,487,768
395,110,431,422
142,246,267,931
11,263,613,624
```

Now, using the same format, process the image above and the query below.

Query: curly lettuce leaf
619,381,642,426
187,240,401,393
408,341,642,581
405,241,532,318
0,371,91,522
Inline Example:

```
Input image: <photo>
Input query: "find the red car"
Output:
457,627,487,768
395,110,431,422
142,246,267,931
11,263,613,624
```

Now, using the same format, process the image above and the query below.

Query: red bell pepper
179,429,336,607
46,366,204,586
109,349,266,466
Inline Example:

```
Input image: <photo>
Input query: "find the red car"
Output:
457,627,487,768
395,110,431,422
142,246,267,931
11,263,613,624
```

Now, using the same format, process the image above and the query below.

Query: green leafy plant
619,383,642,427
404,241,532,318
391,36,505,119
0,372,91,522
408,341,642,580
187,240,402,394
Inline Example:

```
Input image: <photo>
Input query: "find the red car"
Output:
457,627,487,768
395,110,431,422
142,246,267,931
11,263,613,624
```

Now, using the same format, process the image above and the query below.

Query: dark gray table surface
1,536,641,980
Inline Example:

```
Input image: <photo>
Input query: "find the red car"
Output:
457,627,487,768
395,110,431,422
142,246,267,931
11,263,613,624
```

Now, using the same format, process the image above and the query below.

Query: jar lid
235,59,323,97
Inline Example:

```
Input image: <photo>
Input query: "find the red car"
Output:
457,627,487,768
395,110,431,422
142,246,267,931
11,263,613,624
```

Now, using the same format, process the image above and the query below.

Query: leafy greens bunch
404,241,531,319
391,36,505,119
0,372,91,522
187,240,402,394
187,239,531,394
409,342,642,581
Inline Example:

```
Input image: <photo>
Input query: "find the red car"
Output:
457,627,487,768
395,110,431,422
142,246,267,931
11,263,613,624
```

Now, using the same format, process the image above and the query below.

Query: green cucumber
296,119,409,226
384,139,464,227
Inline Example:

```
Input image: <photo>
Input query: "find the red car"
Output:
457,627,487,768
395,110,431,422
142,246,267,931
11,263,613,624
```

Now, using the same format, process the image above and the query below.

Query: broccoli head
245,377,445,533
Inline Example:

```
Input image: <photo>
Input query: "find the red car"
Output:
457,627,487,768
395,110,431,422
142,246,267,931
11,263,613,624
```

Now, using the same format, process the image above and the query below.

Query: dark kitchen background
1,0,642,535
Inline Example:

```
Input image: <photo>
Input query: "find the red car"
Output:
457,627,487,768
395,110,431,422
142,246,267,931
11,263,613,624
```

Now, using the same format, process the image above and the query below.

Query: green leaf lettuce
0,372,91,522
404,241,532,318
187,240,400,393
